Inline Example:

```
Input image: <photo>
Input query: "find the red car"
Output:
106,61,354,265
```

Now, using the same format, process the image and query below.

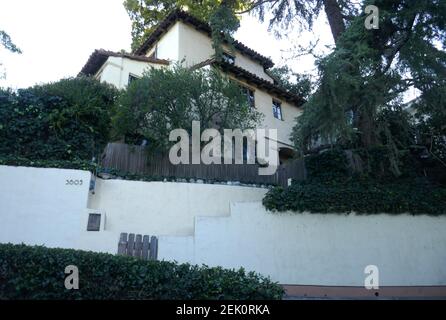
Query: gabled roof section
79,49,169,76
190,58,305,107
134,9,275,69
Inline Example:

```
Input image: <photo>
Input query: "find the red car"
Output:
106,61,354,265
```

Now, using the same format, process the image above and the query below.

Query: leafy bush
263,178,446,215
0,77,118,161
263,149,446,215
0,155,97,172
112,64,262,149
0,244,284,300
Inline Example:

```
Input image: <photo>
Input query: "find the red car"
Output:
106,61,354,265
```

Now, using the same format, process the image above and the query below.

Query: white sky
0,0,335,89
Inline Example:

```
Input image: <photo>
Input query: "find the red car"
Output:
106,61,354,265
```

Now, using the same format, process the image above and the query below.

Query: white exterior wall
79,178,267,253
0,165,91,249
160,202,446,286
154,22,181,61
254,90,302,146
96,56,164,89
176,22,273,82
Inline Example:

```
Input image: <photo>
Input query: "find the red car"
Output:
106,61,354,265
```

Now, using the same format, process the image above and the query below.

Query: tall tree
0,30,22,78
123,0,446,170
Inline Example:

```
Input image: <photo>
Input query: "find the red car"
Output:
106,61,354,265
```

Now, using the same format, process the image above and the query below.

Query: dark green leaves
0,77,119,161
0,243,284,300
111,64,262,150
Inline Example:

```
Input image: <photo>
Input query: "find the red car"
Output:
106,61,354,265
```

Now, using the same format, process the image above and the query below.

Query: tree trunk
323,0,346,43
358,109,377,149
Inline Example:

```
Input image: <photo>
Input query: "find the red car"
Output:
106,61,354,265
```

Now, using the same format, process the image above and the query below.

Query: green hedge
0,156,97,172
0,78,118,161
263,178,446,215
0,244,284,300
263,148,446,215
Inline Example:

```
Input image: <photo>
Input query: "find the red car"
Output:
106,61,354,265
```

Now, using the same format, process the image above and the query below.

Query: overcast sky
0,0,334,89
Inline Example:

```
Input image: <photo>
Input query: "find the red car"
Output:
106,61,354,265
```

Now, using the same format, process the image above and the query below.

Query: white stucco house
79,9,304,164
2,10,445,299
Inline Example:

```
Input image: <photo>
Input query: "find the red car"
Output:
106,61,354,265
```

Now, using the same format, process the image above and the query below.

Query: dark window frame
240,85,256,108
272,100,283,120
87,213,101,231
222,52,235,65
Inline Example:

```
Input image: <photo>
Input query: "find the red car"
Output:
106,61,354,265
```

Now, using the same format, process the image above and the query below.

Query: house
79,10,304,164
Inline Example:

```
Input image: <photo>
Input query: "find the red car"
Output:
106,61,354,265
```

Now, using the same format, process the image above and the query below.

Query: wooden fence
117,232,158,260
100,143,306,186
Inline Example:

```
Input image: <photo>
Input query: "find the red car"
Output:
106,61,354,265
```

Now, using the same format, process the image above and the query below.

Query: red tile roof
79,49,169,76
191,58,305,107
133,9,274,69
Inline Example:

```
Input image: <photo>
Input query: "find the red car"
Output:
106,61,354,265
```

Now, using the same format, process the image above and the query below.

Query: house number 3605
66,179,83,185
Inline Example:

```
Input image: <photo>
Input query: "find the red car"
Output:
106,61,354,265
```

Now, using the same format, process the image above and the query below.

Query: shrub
111,64,262,149
0,155,97,172
0,243,284,300
263,148,446,215
0,77,119,161
263,178,446,215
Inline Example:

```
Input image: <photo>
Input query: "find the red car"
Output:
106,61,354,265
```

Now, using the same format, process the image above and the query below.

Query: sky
0,0,335,89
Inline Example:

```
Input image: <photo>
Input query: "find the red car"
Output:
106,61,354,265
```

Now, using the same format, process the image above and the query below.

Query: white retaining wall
0,165,91,249
159,202,446,286
80,178,267,253
1,165,446,286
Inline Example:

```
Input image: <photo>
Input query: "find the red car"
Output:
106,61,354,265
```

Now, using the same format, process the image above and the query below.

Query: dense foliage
263,178,446,215
0,243,284,300
112,65,262,150
0,156,97,172
268,66,312,101
263,149,446,214
125,0,446,176
289,0,446,171
0,77,119,161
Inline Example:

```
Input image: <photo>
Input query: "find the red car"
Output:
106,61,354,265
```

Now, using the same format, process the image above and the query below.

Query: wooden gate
117,232,158,260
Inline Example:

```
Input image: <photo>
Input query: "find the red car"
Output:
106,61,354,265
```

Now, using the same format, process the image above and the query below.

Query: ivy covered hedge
0,155,97,172
0,244,284,300
263,178,446,215
263,149,446,215
0,77,118,161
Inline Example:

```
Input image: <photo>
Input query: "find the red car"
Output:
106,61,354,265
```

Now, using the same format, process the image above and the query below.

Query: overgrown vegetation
0,156,97,172
123,0,446,177
0,243,284,300
0,77,119,161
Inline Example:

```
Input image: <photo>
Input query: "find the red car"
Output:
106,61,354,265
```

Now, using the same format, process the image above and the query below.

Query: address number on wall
66,179,83,186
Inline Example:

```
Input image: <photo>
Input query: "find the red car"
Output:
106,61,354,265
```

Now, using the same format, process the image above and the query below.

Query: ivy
0,77,118,161
263,178,446,215
0,155,97,172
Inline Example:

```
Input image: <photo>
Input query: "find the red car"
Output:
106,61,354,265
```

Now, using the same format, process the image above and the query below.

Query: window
128,74,140,85
87,213,101,231
222,52,235,65
272,100,283,120
241,86,255,108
